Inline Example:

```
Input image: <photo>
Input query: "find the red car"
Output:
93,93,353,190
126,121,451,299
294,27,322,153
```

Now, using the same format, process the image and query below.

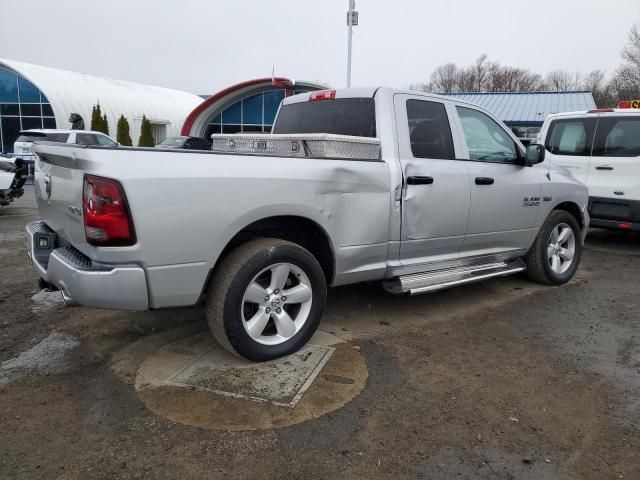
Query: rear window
273,98,376,137
16,132,69,143
545,118,596,156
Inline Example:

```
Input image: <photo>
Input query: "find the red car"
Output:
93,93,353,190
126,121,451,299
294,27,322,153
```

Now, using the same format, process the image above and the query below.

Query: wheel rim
547,222,576,274
240,262,313,346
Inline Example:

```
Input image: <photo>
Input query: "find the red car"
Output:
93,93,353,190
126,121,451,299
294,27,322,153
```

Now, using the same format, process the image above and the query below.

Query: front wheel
205,239,327,361
525,210,582,285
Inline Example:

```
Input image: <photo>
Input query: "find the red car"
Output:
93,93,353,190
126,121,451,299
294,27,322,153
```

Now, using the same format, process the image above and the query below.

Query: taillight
83,175,136,246
310,90,336,101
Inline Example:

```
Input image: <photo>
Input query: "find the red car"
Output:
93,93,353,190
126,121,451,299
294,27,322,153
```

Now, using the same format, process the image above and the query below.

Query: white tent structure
0,58,202,151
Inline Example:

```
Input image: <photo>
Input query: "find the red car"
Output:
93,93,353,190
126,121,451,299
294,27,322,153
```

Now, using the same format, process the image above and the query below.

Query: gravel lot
1,187,639,479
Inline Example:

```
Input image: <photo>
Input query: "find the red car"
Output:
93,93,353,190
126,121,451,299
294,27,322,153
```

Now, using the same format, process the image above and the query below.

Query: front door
394,94,470,266
452,105,543,257
543,116,597,184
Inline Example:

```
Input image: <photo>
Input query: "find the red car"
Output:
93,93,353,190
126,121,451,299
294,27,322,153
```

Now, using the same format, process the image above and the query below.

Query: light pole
346,0,358,87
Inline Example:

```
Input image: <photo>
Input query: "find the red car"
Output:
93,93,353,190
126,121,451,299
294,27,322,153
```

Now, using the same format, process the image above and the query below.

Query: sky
1,0,638,95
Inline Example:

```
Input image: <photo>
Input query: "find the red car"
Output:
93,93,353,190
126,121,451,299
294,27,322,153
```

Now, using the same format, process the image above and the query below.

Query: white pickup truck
27,87,589,361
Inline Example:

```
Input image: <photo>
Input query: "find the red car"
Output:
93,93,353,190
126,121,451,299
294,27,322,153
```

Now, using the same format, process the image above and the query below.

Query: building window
0,66,56,153
203,89,287,139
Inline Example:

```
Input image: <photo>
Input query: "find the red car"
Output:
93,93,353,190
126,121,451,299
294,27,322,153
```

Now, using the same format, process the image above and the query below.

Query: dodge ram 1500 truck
27,87,589,361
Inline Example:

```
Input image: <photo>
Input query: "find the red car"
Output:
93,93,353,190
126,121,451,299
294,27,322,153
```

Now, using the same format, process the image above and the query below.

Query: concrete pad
137,332,334,407
135,332,367,430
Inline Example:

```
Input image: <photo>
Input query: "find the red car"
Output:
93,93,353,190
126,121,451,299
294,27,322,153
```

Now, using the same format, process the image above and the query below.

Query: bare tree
544,70,581,91
429,63,459,93
622,23,640,70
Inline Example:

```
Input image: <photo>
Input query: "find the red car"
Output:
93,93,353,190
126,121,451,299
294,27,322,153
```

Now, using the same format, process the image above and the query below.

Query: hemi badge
543,196,552,202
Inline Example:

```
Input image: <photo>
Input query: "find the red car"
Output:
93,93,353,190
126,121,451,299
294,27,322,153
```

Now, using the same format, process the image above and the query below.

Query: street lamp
346,0,358,87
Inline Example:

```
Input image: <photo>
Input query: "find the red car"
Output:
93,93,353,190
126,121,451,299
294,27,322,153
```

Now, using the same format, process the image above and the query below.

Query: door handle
406,176,434,185
475,177,494,185
595,165,614,171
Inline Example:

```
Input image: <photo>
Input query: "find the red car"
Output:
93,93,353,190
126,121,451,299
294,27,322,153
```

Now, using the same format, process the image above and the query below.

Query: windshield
273,98,376,137
158,137,186,146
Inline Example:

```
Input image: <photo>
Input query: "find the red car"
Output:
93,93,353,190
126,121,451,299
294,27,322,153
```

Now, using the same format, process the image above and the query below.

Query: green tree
90,103,102,132
102,114,109,136
116,115,132,146
138,115,155,147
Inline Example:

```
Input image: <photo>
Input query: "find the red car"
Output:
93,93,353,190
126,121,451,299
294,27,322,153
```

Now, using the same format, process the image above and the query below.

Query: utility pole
346,0,358,87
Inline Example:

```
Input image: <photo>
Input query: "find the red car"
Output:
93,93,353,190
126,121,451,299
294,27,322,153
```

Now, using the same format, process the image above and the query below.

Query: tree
90,104,101,131
138,115,155,147
544,70,581,91
116,115,132,146
102,114,109,136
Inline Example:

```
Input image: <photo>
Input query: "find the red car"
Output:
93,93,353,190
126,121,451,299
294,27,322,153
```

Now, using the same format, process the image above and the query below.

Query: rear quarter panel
35,146,392,306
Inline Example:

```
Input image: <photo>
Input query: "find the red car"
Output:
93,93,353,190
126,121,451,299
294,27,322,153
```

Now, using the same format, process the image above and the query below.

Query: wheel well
215,216,335,284
553,202,584,229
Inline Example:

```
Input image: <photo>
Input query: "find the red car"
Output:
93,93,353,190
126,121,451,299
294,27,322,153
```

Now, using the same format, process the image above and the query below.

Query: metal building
0,58,203,152
443,91,597,142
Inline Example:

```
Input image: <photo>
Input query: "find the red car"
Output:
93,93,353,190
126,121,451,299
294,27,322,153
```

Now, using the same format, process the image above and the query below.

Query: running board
383,259,526,295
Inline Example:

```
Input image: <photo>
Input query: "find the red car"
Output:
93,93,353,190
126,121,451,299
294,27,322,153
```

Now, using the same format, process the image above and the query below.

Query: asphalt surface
1,186,639,479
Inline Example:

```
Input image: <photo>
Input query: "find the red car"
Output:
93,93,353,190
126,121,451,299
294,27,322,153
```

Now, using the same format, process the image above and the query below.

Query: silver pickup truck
27,87,589,361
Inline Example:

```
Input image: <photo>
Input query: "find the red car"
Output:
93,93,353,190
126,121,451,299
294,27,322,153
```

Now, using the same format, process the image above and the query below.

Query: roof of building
0,58,202,138
442,91,597,126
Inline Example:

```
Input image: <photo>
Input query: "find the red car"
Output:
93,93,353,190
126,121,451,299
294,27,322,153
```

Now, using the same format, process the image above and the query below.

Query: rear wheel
205,238,327,361
525,210,582,285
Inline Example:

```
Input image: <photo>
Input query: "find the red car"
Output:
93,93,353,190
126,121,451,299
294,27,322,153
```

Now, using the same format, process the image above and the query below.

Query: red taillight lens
310,89,336,101
587,108,615,113
83,175,136,246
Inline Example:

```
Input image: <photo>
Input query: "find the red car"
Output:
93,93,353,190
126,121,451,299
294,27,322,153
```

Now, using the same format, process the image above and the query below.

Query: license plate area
32,231,58,269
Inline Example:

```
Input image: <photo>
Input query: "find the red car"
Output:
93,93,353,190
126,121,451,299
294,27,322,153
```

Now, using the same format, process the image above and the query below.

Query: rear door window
592,117,640,157
406,99,455,159
545,118,596,156
273,98,376,137
96,134,117,146
75,133,99,145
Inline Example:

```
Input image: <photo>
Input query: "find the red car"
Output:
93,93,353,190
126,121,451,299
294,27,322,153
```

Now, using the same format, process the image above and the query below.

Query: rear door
394,94,470,265
453,105,542,256
588,114,640,219
544,116,597,184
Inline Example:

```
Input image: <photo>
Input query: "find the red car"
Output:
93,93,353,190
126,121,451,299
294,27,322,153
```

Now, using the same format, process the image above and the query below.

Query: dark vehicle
156,136,212,150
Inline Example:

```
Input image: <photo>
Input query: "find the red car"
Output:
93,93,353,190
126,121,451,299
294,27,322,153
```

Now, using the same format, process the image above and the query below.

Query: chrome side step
383,259,526,295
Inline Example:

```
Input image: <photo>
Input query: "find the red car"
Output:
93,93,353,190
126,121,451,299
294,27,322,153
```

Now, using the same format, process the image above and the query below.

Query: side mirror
523,143,545,166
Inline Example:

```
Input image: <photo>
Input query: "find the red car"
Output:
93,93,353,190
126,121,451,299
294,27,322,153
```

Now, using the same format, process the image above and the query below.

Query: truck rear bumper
26,221,149,310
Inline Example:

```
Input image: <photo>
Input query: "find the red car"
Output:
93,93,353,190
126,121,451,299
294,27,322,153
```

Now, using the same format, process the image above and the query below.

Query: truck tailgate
31,143,88,250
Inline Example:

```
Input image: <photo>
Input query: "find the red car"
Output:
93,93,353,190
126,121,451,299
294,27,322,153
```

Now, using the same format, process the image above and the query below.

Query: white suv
13,129,117,160
539,108,640,231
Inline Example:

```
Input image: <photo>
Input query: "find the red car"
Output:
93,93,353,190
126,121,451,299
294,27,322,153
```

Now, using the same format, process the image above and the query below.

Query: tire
525,210,582,285
205,238,327,361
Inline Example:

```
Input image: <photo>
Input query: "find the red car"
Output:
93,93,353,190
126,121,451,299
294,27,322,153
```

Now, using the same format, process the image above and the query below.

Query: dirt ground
1,187,639,480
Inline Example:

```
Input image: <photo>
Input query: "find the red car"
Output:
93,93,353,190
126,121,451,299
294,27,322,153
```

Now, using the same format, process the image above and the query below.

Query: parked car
0,158,27,206
13,129,118,160
156,136,212,150
26,88,588,361
539,108,640,230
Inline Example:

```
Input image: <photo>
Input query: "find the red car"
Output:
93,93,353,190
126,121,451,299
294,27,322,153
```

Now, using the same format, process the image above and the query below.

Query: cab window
456,106,518,163
406,99,455,159
593,117,640,157
545,118,596,156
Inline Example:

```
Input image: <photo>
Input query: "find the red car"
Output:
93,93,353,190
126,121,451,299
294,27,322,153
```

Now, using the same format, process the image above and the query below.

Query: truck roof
282,87,495,109
545,108,640,120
